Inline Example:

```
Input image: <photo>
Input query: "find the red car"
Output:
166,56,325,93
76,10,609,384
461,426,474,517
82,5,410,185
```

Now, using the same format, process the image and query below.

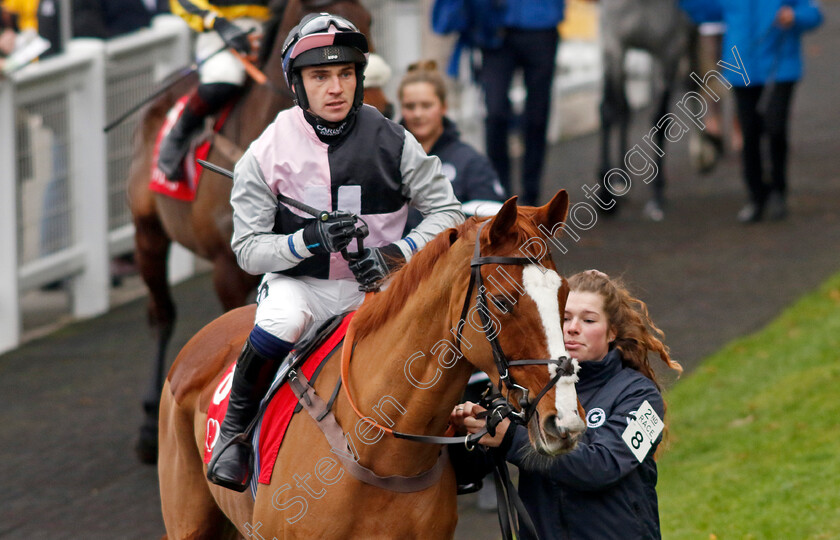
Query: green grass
658,272,840,540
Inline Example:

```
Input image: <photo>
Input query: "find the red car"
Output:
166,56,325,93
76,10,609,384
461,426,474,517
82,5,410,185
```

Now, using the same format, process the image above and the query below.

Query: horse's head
455,191,586,455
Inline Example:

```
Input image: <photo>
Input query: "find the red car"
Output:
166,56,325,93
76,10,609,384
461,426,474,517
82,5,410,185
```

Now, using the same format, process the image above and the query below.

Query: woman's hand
450,401,511,448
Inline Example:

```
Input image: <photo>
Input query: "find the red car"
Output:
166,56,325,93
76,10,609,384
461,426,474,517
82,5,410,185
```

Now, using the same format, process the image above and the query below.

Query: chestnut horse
128,0,384,463
158,193,587,538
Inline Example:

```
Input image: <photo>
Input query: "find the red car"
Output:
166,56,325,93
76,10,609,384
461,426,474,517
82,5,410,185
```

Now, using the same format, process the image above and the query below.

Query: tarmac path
2,7,838,538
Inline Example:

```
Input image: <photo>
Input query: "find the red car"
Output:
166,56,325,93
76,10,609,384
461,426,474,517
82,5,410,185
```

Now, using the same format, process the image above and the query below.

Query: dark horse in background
595,0,693,221
127,0,383,463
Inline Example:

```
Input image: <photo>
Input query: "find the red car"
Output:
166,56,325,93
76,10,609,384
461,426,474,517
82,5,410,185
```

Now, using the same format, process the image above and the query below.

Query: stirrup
206,432,253,492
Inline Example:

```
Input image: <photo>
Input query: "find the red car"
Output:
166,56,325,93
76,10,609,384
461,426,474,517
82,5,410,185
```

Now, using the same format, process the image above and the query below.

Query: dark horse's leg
212,252,260,311
598,48,628,214
649,85,672,207
134,213,176,464
644,55,682,221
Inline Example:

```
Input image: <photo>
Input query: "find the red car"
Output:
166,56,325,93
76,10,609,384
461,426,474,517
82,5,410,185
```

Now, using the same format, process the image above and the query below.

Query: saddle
204,313,354,488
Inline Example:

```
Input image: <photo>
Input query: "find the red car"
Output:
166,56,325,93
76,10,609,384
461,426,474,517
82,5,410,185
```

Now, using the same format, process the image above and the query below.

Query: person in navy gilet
206,13,465,492
449,270,684,539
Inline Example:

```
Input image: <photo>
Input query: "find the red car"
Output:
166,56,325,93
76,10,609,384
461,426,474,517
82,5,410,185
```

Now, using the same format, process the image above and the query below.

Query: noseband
454,222,576,429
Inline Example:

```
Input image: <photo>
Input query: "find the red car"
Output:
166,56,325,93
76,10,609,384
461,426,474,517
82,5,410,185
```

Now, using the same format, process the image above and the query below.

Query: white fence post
68,39,110,318
0,80,22,353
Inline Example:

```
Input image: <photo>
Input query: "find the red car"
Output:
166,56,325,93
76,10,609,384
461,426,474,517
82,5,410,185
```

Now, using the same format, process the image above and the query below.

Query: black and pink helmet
281,13,369,112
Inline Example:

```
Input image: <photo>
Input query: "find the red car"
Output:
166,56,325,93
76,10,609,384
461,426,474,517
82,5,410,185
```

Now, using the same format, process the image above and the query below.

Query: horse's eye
490,295,513,313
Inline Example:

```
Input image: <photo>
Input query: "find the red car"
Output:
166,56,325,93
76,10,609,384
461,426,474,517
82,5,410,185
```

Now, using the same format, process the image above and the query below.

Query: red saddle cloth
204,312,355,484
149,95,230,201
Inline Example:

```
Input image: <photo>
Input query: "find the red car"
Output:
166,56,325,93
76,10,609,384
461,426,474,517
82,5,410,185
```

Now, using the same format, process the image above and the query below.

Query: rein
339,318,487,447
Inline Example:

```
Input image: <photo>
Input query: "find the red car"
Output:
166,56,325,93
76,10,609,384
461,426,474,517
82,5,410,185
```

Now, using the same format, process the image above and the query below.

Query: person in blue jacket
717,0,823,223
450,269,683,540
477,0,564,207
398,60,506,230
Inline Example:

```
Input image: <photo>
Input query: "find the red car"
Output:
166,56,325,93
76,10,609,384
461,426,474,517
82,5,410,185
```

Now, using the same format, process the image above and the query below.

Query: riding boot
157,82,240,181
206,338,286,492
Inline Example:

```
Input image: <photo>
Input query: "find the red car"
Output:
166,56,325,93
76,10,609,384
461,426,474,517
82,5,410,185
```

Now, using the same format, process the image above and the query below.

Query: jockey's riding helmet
281,13,369,113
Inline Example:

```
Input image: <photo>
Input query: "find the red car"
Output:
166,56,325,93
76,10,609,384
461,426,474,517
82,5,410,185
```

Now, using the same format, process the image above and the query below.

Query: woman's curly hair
567,270,683,389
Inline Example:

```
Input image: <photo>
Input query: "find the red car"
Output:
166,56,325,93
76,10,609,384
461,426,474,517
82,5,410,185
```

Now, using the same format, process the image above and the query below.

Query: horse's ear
538,190,570,228
488,196,519,245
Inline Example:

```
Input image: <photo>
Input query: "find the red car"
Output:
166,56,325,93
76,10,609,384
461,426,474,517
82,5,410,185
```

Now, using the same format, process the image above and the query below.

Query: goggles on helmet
281,13,369,116
282,13,369,85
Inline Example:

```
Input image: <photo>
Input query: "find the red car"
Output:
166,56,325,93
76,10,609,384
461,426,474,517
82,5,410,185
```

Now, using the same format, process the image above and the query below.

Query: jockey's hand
213,17,252,55
450,401,510,448
302,211,358,255
348,244,405,292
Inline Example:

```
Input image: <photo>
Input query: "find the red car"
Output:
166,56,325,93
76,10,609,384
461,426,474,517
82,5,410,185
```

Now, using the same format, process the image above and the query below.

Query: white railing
0,15,194,354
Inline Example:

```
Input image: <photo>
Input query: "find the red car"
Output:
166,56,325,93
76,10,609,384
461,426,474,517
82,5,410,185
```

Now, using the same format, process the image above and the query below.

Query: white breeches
196,17,263,85
254,274,365,343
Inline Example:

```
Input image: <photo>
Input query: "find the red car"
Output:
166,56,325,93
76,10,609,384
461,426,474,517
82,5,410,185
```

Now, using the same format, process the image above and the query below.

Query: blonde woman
399,60,506,224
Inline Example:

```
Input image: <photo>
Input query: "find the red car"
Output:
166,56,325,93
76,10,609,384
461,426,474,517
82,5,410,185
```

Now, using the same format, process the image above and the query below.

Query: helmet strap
291,71,310,111
352,65,366,113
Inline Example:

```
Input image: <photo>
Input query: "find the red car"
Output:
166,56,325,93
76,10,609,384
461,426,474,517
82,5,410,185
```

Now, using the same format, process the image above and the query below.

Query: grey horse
596,0,693,221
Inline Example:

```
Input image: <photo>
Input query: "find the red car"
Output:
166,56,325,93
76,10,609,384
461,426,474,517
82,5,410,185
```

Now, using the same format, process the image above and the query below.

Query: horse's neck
340,257,473,474
232,85,288,143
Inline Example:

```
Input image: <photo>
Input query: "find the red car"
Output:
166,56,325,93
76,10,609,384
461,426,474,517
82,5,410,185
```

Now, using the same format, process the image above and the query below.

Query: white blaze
522,266,580,416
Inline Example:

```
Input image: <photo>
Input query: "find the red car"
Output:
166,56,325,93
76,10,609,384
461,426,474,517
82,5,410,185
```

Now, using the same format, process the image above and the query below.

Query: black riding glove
348,244,405,292
213,17,252,55
302,211,358,255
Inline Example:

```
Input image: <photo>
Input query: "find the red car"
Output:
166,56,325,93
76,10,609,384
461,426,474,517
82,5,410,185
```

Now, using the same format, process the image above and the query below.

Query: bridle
453,222,576,432
340,222,576,445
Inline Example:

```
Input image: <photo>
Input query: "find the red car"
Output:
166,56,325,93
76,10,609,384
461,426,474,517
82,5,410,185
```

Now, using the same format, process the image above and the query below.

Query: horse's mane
351,208,548,340
352,218,478,340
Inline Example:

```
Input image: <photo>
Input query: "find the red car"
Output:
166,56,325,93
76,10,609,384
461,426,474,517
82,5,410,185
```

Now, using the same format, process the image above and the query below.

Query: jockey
158,0,271,180
206,12,465,491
